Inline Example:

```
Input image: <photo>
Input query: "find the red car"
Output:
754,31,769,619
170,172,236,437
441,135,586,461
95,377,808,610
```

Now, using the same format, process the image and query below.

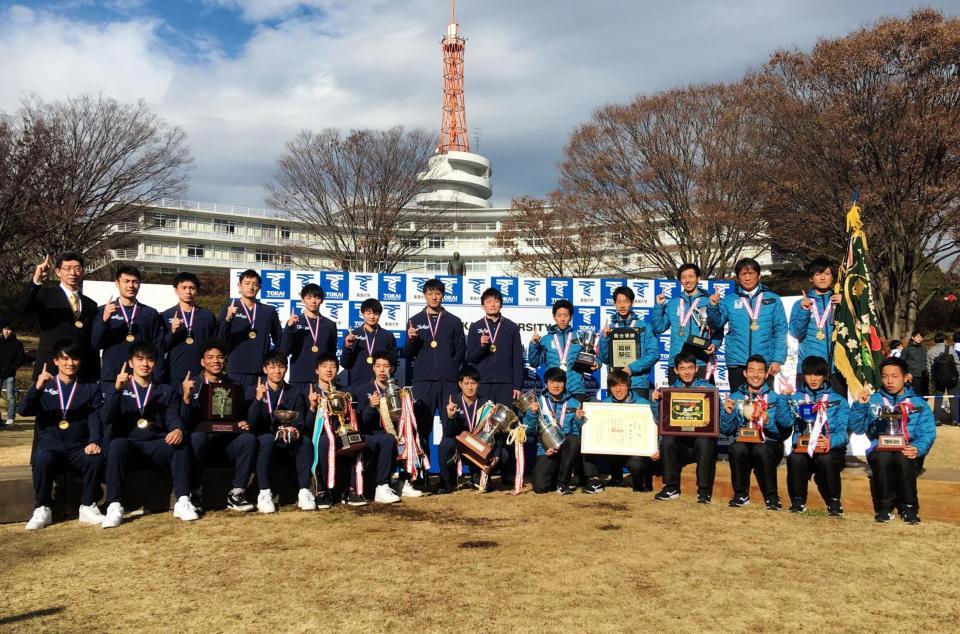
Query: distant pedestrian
902,331,928,395
888,339,903,358
0,319,26,427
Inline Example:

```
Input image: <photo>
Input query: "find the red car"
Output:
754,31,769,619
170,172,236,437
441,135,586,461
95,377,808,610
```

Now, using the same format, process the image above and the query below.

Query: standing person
707,258,788,392
161,272,217,385
788,257,844,393
342,298,397,388
404,278,466,489
0,320,26,427
650,264,722,385
281,283,337,390
20,252,100,382
523,368,587,495
528,299,593,400
902,331,928,396
217,269,282,390
465,287,524,407
19,343,104,530
91,265,165,393
596,285,660,399
927,333,959,393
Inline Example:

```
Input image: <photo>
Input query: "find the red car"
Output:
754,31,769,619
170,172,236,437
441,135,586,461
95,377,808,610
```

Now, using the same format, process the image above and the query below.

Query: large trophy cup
515,389,565,451
272,409,299,447
791,402,827,454
324,389,366,456
572,327,599,374
736,398,763,443
380,378,410,440
455,402,519,472
875,405,906,452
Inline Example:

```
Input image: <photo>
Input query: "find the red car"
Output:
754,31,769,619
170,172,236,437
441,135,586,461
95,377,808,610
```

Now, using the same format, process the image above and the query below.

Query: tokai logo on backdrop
380,303,402,330
491,277,517,305
320,272,347,300
629,279,655,307
407,275,432,302
437,276,462,304
262,271,290,300
323,301,348,328
379,274,405,302
574,306,599,330
574,279,598,305
293,272,319,293
520,278,545,306
601,278,627,306
547,278,572,304
350,273,376,300
711,280,732,299
464,276,489,304
655,279,680,300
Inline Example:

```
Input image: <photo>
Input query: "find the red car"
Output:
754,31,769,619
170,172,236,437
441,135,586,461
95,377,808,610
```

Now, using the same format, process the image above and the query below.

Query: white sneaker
375,483,401,504
5,418,13,426
173,496,199,522
402,480,423,498
78,504,104,525
101,502,123,528
257,489,276,514
25,506,52,530
297,488,317,511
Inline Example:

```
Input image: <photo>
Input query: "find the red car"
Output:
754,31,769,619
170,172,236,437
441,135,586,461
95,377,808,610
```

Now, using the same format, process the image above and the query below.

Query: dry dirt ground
2,427,959,632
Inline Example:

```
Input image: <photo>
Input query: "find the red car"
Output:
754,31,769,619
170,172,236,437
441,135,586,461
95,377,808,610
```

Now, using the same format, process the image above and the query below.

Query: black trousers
106,437,191,503
727,440,784,499
660,436,717,495
867,450,919,512
412,380,459,466
33,444,103,507
786,447,844,503
532,436,584,493
727,367,774,393
189,431,256,490
255,432,314,490
584,453,654,490
436,435,515,490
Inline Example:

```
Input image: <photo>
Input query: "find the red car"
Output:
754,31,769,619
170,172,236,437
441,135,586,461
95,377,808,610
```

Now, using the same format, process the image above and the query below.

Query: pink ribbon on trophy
807,393,830,457
398,391,429,479
750,394,768,441
882,396,915,445
319,397,363,492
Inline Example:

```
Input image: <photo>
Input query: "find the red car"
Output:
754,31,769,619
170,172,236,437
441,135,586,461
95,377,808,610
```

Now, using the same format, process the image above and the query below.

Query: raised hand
344,331,358,348
857,383,873,404
114,362,131,392
531,331,541,344
308,384,320,411
225,301,239,321
36,363,54,389
480,331,491,346
445,394,458,418
655,292,667,305
170,314,182,332
575,406,585,420
181,371,195,404
103,296,117,322
723,396,735,414
287,314,299,327
369,392,381,407
801,298,813,310
256,376,267,402
709,291,721,306
33,255,52,284
652,389,662,402
407,320,418,339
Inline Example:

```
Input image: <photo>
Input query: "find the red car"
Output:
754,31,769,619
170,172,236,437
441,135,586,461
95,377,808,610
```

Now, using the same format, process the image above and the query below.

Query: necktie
69,292,79,317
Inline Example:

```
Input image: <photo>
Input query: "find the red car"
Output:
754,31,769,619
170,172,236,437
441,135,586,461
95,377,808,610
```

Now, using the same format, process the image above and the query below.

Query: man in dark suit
20,252,100,382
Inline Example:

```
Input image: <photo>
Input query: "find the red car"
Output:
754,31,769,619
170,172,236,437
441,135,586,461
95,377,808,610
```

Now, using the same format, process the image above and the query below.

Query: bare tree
559,83,769,279
495,194,606,277
751,9,960,338
267,127,444,273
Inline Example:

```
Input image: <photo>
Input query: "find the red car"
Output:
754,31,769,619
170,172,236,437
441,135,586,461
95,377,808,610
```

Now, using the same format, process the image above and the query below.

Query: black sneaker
765,496,782,511
901,505,921,525
227,491,254,512
345,491,368,507
728,495,750,508
789,497,807,513
557,486,574,496
697,493,712,504
826,499,844,517
434,486,452,495
316,491,333,509
874,510,893,523
654,488,680,501
583,480,604,495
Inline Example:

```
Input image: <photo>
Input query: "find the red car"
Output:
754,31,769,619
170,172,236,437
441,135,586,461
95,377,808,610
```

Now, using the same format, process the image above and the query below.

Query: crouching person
524,368,586,495
102,343,197,527
351,352,403,504
21,343,104,530
249,350,315,513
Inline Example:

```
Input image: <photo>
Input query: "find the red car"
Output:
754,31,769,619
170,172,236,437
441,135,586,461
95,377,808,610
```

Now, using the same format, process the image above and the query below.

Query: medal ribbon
55,376,77,420
266,386,284,415
130,379,153,420
483,317,503,348
238,299,257,327
304,315,320,347
741,291,763,324
677,297,700,331
809,293,832,333
427,311,443,344
750,393,768,441
178,306,195,337
363,326,378,358
553,331,572,367
807,393,830,457
118,301,138,333
461,397,479,433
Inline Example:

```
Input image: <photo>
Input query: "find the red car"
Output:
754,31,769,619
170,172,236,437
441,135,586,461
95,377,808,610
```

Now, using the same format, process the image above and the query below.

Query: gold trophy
324,389,366,456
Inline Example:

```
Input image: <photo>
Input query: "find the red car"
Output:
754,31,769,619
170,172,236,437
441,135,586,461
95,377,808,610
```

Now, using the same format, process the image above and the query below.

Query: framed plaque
581,402,659,456
659,387,719,437
610,328,639,370
195,383,245,433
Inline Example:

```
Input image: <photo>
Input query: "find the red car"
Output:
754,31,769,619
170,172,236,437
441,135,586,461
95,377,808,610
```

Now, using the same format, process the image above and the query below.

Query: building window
280,227,291,240
230,247,245,263
255,250,274,263
152,213,176,229
186,244,204,259
525,237,544,248
280,253,292,265
399,237,421,249
427,236,444,249
214,219,236,234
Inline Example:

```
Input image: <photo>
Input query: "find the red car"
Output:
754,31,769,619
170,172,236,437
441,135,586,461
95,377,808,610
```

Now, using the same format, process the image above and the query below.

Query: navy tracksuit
181,378,257,492
436,395,514,491
280,314,337,386
352,382,401,490
465,316,524,406
161,305,218,384
91,301,165,388
248,383,313,490
343,327,398,388
217,300,282,389
101,381,191,503
652,378,718,497
404,308,466,456
19,379,104,507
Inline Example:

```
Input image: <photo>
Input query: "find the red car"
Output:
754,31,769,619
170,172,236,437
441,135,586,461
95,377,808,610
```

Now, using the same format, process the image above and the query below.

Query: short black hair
480,287,503,304
173,272,200,288
888,339,901,349
262,350,288,368
934,332,946,343
314,351,339,369
745,354,768,369
371,350,394,367
458,366,481,382
607,368,631,389
56,251,85,269
200,339,229,356
611,285,634,303
301,283,324,301
911,330,923,338
677,263,701,279
734,258,761,276
801,355,829,377
360,298,383,314
422,278,445,294
673,351,699,368
52,340,84,361
544,367,567,384
880,357,908,374
806,257,834,278
238,269,261,284
552,299,573,316
128,342,158,361
115,265,141,281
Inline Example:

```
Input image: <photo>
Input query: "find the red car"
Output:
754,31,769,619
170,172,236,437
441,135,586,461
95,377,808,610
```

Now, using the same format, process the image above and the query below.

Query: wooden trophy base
797,436,828,454
335,431,366,456
876,435,906,452
737,427,762,443
572,352,596,374
455,432,497,472
195,421,242,433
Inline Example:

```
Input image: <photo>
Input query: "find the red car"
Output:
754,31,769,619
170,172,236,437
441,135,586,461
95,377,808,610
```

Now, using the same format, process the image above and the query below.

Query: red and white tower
439,0,469,153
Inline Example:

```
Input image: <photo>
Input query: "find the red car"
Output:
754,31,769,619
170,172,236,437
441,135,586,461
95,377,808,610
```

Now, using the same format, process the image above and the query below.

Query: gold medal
74,320,84,329
366,356,374,364
125,333,135,342
816,329,826,340
185,337,194,345
136,418,149,429
430,340,438,348
311,345,319,353
58,419,69,430
248,331,257,340
489,344,497,352
750,320,759,331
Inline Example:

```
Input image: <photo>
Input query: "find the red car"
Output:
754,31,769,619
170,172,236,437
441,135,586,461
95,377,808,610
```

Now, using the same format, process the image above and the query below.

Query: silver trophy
572,327,599,373
272,409,299,447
